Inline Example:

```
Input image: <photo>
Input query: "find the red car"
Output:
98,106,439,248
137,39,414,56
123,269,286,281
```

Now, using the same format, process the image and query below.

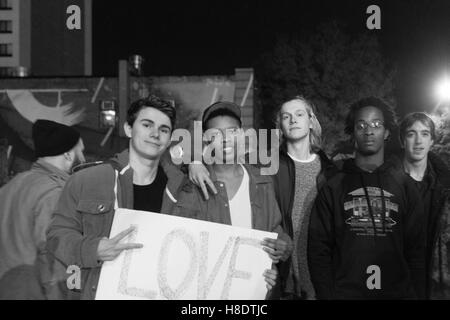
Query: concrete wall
0,68,254,163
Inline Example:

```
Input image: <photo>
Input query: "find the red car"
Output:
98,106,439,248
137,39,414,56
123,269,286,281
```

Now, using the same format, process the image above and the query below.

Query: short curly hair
127,95,176,130
344,97,398,136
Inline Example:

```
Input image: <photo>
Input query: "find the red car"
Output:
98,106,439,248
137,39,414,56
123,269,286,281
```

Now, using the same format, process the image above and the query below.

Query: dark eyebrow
141,119,171,131
356,118,383,122
406,129,430,133
159,124,172,131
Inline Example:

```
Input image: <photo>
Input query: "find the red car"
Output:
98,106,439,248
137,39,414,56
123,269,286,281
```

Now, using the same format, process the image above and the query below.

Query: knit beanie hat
32,120,80,157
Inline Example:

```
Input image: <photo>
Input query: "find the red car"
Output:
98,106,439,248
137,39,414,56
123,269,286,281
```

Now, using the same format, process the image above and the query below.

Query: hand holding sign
261,238,291,263
97,226,143,262
263,268,277,291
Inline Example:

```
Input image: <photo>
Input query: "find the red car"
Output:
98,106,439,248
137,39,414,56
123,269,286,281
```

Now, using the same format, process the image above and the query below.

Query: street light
435,76,450,102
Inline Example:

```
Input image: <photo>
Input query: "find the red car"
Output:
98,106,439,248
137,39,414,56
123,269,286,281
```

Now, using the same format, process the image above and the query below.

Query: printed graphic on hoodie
344,187,398,237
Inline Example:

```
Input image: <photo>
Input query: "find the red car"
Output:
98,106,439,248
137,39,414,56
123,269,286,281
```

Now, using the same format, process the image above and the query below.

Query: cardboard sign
95,209,277,300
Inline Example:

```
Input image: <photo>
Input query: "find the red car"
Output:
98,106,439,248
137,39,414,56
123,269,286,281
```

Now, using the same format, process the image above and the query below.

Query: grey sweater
285,154,321,299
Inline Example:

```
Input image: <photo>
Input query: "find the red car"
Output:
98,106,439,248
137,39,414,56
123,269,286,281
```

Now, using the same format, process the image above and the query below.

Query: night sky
92,0,450,116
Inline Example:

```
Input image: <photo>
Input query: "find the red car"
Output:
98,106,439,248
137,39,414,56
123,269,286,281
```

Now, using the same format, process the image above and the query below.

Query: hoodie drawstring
114,169,119,210
359,173,378,238
376,172,387,234
359,172,388,237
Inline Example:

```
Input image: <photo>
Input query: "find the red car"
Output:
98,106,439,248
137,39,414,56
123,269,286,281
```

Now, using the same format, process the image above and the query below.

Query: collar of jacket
109,149,134,209
33,159,70,185
428,152,450,190
110,149,132,172
393,150,450,191
203,164,273,227
109,148,186,209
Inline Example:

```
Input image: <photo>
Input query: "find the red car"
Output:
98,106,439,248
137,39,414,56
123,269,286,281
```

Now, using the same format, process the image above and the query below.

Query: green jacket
46,149,184,300
0,160,69,281
171,164,292,300
0,160,69,299
172,164,288,236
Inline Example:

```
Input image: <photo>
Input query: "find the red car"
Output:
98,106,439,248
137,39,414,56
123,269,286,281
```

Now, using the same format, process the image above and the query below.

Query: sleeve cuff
80,237,103,268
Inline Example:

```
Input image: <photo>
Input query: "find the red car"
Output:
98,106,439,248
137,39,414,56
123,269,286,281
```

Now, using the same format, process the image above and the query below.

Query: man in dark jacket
46,96,187,300
398,112,450,299
308,97,426,299
271,96,338,300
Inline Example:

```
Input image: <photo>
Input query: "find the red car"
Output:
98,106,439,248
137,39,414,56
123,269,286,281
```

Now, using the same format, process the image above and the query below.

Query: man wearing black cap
0,119,85,299
171,101,293,298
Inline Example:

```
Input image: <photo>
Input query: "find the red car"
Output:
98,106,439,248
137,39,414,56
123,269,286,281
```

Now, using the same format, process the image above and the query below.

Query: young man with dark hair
308,97,426,299
46,95,185,300
399,112,450,299
171,101,292,296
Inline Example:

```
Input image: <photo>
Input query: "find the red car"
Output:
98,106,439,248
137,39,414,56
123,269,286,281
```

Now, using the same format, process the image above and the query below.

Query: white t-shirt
229,165,252,229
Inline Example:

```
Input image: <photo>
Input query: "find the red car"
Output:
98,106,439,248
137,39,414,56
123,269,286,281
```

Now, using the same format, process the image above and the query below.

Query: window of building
0,43,12,57
0,20,12,33
0,0,12,10
0,67,14,77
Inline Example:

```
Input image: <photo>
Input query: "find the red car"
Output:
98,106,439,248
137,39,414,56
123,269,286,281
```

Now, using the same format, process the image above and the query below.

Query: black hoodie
308,157,426,299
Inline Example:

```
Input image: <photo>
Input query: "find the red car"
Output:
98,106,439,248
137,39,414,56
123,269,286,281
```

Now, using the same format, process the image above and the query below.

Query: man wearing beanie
0,119,85,299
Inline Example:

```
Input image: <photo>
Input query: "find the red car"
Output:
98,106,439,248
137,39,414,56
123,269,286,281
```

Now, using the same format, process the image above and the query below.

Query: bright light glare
435,77,450,102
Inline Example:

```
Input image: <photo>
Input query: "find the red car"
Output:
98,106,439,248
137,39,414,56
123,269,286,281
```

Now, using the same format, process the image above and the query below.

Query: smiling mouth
145,141,160,147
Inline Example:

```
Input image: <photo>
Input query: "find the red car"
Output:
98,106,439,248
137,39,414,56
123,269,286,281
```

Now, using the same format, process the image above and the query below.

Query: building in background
0,0,92,77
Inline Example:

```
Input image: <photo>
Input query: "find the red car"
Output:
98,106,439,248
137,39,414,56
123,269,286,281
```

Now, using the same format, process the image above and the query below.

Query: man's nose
222,132,232,144
364,127,374,135
149,127,159,138
415,135,423,144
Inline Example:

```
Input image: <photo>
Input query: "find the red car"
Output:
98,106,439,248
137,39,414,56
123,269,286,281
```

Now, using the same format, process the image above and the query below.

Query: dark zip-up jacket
271,145,338,298
425,153,450,299
308,157,426,299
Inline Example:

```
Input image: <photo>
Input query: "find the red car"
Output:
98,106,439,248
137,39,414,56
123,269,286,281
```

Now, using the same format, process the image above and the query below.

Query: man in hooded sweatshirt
308,97,426,299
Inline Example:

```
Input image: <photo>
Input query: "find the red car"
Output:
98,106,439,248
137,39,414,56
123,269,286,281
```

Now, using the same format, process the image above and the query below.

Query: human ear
124,122,132,138
384,129,390,141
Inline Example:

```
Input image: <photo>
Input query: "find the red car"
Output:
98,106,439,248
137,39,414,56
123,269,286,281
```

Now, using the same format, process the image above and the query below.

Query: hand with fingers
261,238,292,264
97,226,143,262
188,162,217,200
263,267,278,291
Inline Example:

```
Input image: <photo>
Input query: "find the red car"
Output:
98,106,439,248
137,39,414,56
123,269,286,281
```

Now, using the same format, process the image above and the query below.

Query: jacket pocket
76,199,113,215
76,199,114,236
172,191,204,220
